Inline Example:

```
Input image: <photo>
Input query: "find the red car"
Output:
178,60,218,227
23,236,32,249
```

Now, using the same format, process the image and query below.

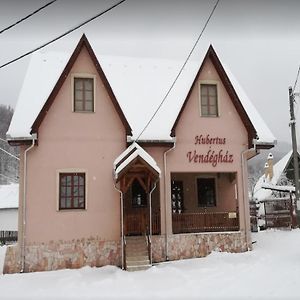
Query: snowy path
1,230,300,299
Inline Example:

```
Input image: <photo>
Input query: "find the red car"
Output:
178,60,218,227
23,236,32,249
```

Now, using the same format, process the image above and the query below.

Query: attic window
200,84,218,117
74,77,94,112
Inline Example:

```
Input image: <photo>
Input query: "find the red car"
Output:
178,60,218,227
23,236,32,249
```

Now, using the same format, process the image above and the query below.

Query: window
200,84,218,117
74,78,94,112
132,179,147,207
171,180,184,213
59,173,86,209
197,178,216,207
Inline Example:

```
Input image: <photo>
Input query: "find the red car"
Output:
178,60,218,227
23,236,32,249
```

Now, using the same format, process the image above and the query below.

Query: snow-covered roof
0,184,19,209
254,150,293,202
7,36,276,145
114,142,160,180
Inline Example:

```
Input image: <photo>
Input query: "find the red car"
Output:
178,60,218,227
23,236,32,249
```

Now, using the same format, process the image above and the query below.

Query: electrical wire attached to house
0,0,126,69
135,0,220,142
0,0,57,35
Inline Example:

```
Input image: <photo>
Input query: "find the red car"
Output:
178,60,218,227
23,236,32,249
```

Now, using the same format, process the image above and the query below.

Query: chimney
267,153,274,180
264,162,269,180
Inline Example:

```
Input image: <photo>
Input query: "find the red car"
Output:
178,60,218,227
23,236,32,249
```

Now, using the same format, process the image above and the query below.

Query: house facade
4,35,275,273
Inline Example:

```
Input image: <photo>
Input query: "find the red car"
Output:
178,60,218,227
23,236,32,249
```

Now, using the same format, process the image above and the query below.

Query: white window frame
198,80,220,117
71,73,96,113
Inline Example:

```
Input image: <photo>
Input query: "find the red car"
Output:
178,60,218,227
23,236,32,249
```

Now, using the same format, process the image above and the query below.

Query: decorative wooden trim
30,34,132,137
171,45,257,149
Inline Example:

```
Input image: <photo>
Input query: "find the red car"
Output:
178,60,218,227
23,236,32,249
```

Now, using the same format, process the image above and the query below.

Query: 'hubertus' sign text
186,134,233,167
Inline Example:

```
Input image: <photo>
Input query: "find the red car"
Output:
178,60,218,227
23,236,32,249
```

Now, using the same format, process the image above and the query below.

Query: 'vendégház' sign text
186,134,233,167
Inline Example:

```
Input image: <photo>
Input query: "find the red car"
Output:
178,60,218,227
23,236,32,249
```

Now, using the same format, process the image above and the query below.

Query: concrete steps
125,236,151,272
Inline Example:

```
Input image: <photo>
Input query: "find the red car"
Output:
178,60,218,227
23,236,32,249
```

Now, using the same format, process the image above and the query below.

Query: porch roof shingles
7,35,276,147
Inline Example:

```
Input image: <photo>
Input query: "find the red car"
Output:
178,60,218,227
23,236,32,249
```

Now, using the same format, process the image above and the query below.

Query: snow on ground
0,184,18,209
1,230,300,300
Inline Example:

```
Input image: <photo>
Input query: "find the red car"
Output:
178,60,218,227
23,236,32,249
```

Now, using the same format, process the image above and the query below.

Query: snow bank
0,184,19,209
1,230,300,299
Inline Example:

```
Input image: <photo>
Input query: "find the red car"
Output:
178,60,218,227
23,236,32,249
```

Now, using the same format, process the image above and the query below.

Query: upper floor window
59,172,86,210
200,84,218,117
74,77,94,112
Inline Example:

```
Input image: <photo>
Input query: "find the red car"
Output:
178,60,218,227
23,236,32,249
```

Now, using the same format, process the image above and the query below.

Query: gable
8,35,131,145
171,45,257,149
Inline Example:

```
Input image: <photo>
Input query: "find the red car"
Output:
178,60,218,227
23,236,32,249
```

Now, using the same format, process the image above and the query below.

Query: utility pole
289,86,300,224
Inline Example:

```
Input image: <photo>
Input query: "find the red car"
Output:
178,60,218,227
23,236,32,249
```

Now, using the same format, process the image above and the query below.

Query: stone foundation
3,237,121,274
3,232,248,273
152,231,248,262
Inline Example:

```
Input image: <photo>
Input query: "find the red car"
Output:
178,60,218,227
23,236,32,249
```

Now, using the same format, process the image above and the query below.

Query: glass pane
73,187,78,196
73,197,78,208
60,175,65,186
85,101,93,111
84,79,93,91
75,90,83,101
65,176,71,186
78,197,85,208
85,91,93,101
73,175,79,185
75,101,83,111
209,105,216,115
201,85,208,96
208,85,217,96
61,187,66,197
66,187,72,197
79,186,84,197
79,175,84,185
201,105,208,116
66,198,71,208
75,79,84,89
201,95,208,105
60,197,66,208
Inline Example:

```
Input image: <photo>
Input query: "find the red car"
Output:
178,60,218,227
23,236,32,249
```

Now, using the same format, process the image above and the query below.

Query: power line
0,0,57,35
0,147,20,161
0,173,18,183
0,0,126,69
293,65,300,93
136,0,220,141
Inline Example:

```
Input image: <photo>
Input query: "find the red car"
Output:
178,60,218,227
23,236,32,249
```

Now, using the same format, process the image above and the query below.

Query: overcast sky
0,0,300,145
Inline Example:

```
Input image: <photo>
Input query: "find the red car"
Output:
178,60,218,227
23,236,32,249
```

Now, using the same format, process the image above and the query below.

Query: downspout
114,183,124,270
149,179,158,265
163,140,176,261
21,134,36,273
240,139,257,251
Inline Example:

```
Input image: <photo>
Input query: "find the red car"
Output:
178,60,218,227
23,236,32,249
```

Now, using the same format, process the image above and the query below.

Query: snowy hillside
1,230,300,299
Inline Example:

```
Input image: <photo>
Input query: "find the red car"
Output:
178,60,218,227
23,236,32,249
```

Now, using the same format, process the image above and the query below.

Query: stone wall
4,232,248,274
152,232,248,262
4,237,121,274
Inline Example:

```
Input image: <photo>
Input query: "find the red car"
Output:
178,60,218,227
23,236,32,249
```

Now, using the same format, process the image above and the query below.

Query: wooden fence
172,212,239,234
263,198,294,229
0,231,18,245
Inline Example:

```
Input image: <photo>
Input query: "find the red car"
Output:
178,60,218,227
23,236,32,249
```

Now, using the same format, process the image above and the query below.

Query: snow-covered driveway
1,230,300,299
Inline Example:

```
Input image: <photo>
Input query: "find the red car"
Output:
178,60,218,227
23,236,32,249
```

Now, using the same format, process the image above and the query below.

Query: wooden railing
0,231,18,245
124,212,160,236
172,212,239,234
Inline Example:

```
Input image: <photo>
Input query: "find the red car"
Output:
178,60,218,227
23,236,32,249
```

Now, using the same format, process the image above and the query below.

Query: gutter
21,133,37,273
113,183,124,270
163,141,176,261
240,139,257,251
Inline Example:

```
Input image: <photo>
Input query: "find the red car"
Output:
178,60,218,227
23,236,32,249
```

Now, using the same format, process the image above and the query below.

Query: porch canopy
114,142,161,193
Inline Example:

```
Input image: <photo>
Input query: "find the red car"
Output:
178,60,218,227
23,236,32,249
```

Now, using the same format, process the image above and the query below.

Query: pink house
4,35,275,273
